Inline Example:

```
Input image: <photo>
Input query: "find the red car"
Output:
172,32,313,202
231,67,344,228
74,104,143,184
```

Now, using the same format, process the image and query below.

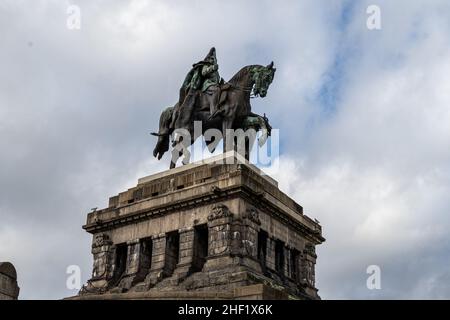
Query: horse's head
251,62,276,97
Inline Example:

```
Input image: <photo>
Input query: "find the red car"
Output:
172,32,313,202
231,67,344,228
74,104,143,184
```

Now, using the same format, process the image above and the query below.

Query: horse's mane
228,65,260,86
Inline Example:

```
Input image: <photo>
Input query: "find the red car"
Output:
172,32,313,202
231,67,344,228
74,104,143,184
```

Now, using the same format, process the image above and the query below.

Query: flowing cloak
178,61,219,105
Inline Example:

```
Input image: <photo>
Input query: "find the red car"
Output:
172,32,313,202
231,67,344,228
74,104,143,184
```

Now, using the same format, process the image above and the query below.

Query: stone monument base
71,152,325,300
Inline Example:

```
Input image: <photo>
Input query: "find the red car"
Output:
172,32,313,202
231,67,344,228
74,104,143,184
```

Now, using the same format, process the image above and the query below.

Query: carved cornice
83,182,324,245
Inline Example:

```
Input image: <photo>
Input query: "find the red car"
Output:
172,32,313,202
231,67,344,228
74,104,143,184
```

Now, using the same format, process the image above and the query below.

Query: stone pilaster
92,234,113,280
265,237,276,271
80,233,113,294
300,243,319,298
173,227,195,281
294,250,302,284
303,244,317,286
207,204,233,256
283,246,290,278
239,208,262,272
204,204,233,270
126,240,141,275
241,208,261,258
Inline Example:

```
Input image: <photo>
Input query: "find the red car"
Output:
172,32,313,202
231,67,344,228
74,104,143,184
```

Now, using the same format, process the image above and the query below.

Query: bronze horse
152,63,276,168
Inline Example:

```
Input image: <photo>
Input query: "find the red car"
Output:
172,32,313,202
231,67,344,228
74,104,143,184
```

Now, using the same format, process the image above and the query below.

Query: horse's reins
224,81,258,98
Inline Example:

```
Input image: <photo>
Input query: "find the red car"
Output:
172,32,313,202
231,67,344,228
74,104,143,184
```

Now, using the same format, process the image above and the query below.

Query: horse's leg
246,130,257,161
170,147,182,169
222,117,234,154
181,137,192,166
257,116,270,147
182,124,204,165
170,136,184,169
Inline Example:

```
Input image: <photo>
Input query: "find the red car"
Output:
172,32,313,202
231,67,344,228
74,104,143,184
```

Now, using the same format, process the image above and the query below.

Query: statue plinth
71,152,325,300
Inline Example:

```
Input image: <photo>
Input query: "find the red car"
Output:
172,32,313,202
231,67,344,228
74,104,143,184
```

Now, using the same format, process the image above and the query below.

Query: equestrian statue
152,47,276,169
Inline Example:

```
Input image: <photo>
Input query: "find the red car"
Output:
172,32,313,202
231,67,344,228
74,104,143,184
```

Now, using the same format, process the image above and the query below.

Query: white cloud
265,0,450,299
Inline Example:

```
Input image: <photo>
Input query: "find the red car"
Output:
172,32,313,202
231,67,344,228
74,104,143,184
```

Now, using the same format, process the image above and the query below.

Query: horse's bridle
225,81,258,98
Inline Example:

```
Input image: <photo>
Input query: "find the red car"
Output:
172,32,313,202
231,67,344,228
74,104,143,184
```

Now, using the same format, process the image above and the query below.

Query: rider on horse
152,48,276,168
171,47,221,130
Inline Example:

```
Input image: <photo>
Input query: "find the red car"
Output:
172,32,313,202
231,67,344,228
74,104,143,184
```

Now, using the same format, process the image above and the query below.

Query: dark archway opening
192,224,209,272
275,240,285,275
290,249,300,282
137,237,153,280
113,243,128,282
258,230,268,270
165,231,180,276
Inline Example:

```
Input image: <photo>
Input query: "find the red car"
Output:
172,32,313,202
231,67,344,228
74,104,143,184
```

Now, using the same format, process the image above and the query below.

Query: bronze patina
152,48,276,168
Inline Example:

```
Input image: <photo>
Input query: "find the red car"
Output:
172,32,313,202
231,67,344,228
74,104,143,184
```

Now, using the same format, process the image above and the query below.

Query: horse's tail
152,106,174,160
150,132,166,137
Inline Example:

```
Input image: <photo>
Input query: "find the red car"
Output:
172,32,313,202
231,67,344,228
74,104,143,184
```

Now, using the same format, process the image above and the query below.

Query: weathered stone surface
75,152,325,300
0,262,19,300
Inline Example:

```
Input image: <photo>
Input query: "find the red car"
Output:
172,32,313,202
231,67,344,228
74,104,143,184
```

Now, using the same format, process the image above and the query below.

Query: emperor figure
171,47,221,130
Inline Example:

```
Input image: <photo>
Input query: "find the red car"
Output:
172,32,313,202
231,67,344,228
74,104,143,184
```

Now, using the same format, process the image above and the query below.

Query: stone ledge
66,284,291,300
137,151,278,187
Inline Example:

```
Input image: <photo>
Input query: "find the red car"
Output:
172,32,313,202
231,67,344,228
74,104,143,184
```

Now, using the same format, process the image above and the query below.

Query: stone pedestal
75,152,325,300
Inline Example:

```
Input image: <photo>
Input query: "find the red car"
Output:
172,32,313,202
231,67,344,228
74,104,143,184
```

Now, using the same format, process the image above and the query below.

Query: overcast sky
1,0,450,299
